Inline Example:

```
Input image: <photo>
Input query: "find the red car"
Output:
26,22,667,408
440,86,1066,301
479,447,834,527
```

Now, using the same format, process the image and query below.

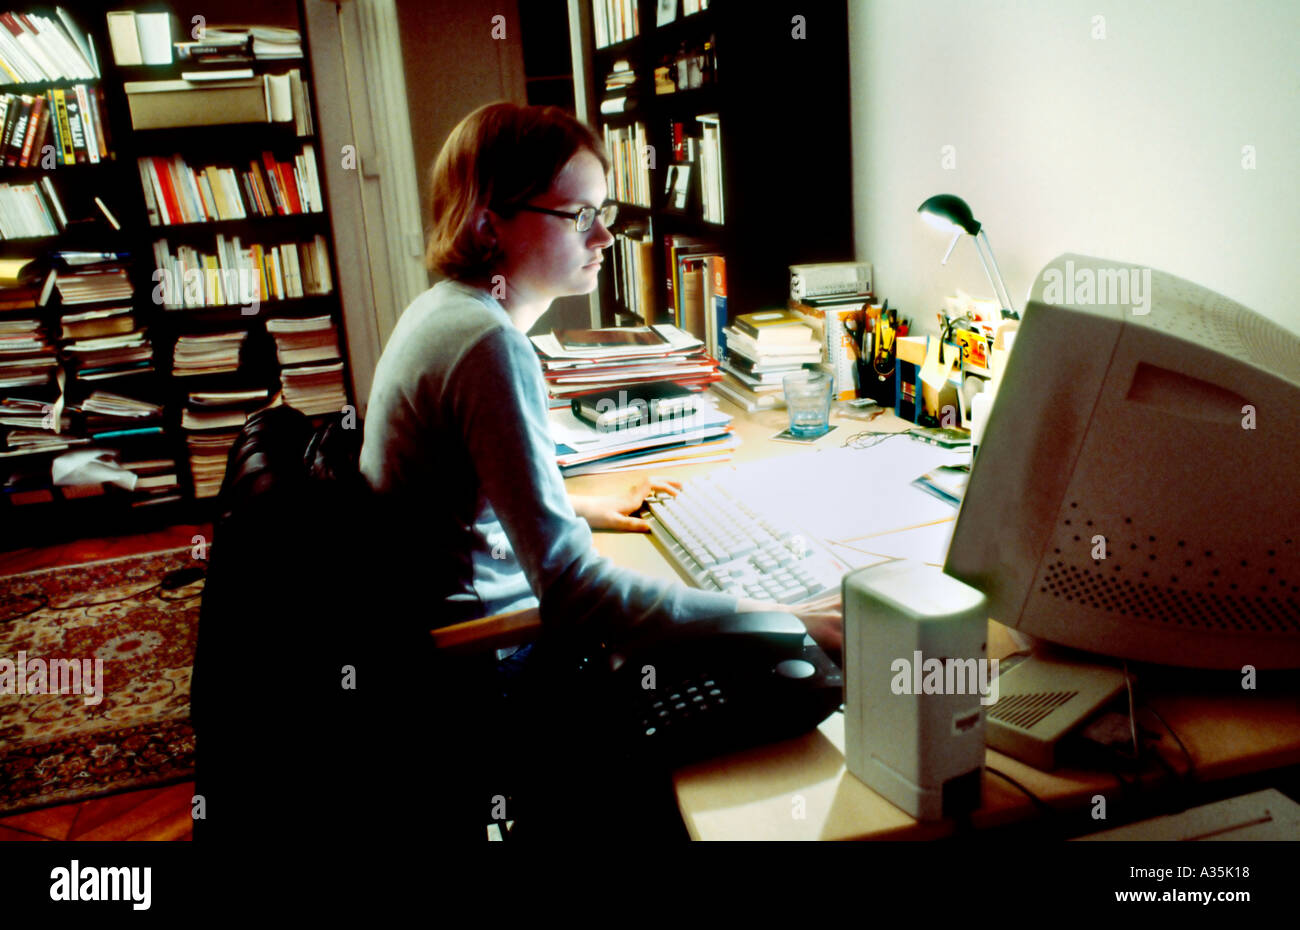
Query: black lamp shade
918,194,981,235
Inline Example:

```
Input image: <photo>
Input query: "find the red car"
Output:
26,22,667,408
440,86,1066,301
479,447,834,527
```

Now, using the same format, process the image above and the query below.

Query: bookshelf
0,1,352,548
576,0,855,341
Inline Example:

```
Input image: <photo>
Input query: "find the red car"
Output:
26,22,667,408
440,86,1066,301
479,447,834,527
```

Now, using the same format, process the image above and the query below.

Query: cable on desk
986,766,1056,819
841,430,900,450
1142,704,1196,781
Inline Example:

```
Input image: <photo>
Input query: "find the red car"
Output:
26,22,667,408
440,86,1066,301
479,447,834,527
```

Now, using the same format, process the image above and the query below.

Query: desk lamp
918,194,1017,319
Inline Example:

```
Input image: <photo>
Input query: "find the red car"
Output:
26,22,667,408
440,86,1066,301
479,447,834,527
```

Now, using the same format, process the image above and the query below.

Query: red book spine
276,162,301,214
153,156,183,225
19,94,45,167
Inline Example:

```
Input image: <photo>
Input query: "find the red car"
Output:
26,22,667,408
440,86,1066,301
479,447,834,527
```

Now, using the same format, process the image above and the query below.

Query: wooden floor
0,523,210,842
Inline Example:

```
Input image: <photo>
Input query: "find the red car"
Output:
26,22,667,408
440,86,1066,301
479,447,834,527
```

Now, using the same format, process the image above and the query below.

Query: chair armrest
431,606,542,655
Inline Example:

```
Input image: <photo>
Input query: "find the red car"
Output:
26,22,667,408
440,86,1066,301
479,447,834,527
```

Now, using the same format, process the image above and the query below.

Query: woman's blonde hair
425,102,610,281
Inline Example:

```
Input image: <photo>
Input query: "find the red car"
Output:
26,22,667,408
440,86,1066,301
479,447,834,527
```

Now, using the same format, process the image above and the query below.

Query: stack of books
0,258,59,455
173,331,247,376
77,390,163,439
529,323,720,409
186,429,239,498
63,329,153,381
0,396,80,459
53,262,131,304
172,26,304,62
122,457,181,506
265,316,340,365
180,388,267,498
61,304,133,340
280,360,346,416
0,313,55,389
600,59,638,114
713,310,820,411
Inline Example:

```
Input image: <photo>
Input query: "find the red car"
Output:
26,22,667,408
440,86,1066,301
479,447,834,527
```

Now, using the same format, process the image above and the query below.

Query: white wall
848,0,1300,335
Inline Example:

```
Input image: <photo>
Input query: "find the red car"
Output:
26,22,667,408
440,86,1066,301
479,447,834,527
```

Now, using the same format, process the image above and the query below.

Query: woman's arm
569,476,682,532
446,326,741,638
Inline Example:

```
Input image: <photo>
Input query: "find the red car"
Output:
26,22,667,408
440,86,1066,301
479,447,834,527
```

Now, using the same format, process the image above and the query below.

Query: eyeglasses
514,201,618,233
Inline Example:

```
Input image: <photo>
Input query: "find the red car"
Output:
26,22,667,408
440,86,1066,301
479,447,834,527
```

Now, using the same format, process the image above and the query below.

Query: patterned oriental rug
0,547,200,815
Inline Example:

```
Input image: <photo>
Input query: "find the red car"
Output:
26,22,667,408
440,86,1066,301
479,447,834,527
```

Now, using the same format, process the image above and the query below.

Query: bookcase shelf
0,0,352,551
580,0,854,332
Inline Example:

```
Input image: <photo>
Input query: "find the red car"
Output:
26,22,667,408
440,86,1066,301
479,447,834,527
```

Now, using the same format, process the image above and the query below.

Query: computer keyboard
644,473,846,605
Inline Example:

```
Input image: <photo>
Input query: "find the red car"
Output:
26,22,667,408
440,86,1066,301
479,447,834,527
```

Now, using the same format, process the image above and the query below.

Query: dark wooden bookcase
580,0,855,328
0,0,351,549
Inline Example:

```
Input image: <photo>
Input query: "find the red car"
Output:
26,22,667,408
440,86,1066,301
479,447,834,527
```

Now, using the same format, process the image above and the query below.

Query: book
710,372,785,412
105,11,143,66
554,326,666,348
733,309,816,344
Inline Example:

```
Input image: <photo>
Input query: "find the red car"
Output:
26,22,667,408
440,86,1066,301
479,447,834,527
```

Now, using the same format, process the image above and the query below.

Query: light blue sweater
359,279,740,636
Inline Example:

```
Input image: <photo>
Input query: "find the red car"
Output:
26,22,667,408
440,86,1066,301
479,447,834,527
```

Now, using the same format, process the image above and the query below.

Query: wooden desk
572,398,913,583
573,396,1300,841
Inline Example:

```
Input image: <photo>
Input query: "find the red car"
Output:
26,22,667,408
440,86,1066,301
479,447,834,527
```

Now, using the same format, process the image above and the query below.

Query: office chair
192,405,436,844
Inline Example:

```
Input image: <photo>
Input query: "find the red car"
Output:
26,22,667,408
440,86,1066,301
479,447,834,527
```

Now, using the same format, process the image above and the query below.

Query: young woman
359,101,840,653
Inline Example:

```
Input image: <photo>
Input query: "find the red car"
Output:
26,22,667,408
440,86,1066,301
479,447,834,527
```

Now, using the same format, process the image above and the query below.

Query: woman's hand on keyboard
571,475,683,532
736,592,843,654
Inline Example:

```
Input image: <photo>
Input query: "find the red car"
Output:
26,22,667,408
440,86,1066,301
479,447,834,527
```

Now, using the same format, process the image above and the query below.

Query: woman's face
489,149,615,303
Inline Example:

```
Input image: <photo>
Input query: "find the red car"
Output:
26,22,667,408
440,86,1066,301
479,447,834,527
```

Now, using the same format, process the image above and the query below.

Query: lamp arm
975,229,1015,315
940,229,962,265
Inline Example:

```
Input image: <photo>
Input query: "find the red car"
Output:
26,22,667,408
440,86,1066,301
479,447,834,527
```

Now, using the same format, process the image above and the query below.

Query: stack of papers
530,323,721,408
550,397,738,477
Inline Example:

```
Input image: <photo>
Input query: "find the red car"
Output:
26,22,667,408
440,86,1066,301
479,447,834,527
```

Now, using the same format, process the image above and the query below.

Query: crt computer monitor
945,253,1300,670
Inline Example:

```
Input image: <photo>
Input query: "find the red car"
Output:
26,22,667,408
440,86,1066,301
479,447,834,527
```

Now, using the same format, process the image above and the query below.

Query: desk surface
573,394,1300,840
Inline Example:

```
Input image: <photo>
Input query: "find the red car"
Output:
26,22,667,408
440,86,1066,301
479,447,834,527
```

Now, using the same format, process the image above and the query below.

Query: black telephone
600,611,844,767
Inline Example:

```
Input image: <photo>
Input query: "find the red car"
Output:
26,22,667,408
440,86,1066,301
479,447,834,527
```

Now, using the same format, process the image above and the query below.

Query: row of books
138,145,324,226
592,0,640,49
603,121,651,207
0,84,111,168
0,177,65,239
0,9,99,83
695,113,724,223
610,225,656,323
151,234,333,308
664,236,727,358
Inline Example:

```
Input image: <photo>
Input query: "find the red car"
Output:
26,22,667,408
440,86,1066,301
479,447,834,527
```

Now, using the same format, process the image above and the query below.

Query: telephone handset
602,611,844,767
